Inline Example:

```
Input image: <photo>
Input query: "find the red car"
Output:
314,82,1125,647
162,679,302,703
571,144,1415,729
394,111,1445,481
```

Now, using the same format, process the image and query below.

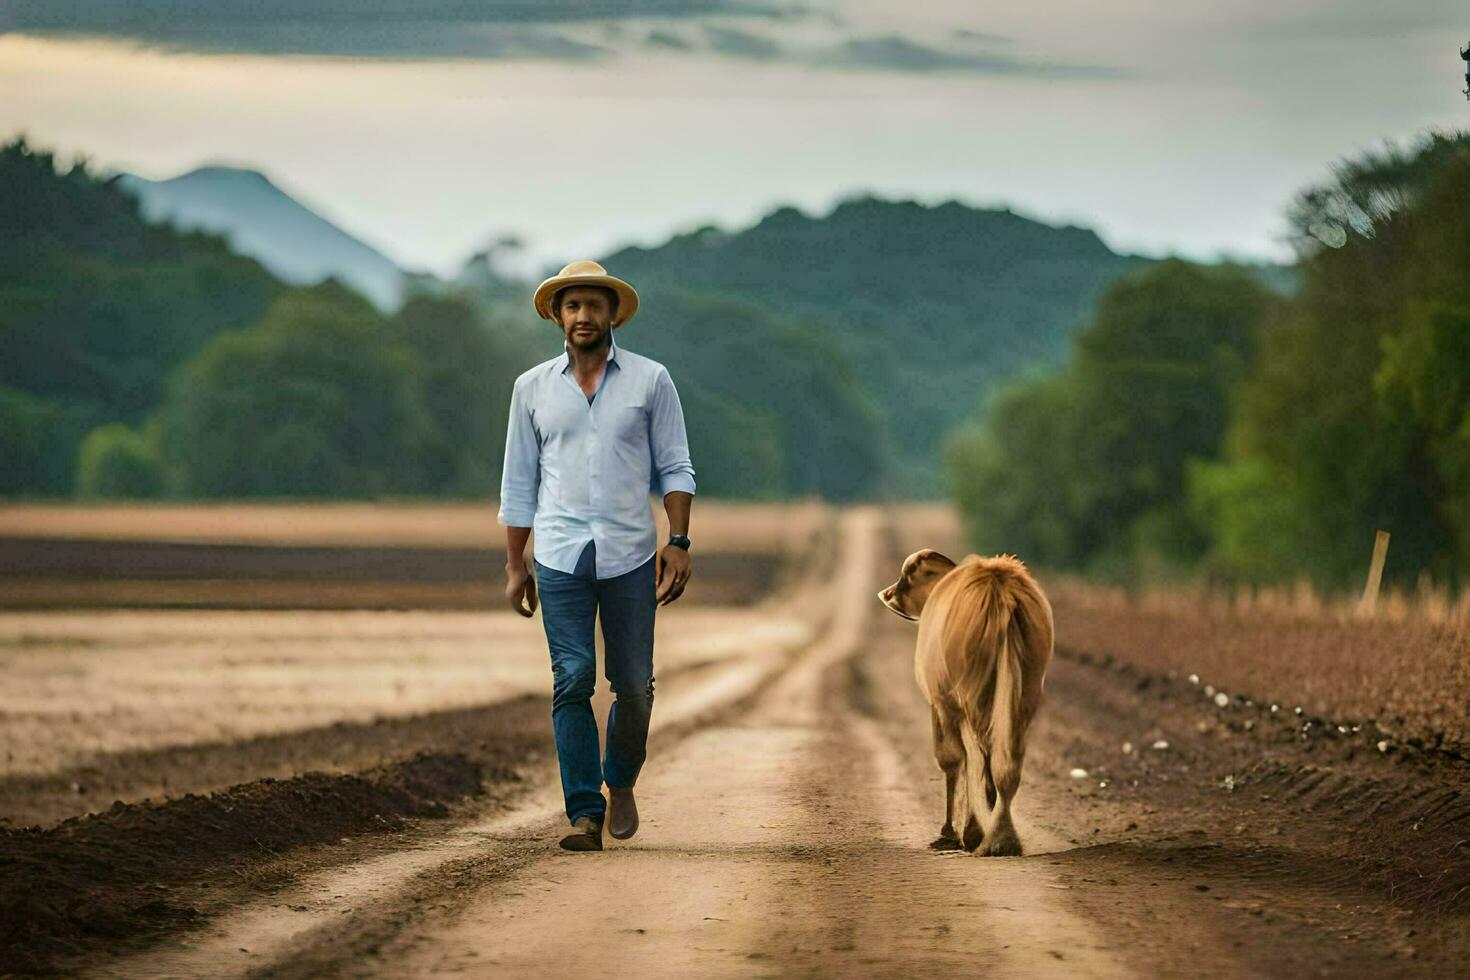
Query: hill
600,196,1152,493
0,139,538,501
119,167,405,311
0,140,285,494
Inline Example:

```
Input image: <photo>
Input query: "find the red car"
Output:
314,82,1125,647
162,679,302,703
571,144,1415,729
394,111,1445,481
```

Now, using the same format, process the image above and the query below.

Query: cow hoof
961,818,984,852
977,834,1023,857
929,834,963,851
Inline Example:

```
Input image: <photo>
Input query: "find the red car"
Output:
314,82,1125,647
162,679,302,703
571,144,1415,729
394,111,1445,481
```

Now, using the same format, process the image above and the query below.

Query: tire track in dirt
248,507,1136,979
86,514,849,979
77,505,1470,978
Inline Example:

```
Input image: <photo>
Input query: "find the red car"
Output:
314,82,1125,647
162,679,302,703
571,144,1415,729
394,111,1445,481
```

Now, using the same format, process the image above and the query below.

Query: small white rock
1214,692,1229,708
1121,741,1134,754
1069,767,1090,779
1204,684,1216,697
1151,739,1170,751
1377,740,1389,753
1189,674,1200,685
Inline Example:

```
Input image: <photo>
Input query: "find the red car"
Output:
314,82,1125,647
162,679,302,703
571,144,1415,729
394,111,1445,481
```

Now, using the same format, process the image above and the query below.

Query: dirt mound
1048,646,1470,916
1050,582,1470,758
1242,759,1470,913
2,695,552,829
0,750,522,974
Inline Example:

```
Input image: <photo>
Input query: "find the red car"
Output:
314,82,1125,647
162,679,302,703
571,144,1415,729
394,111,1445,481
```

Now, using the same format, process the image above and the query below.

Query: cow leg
977,728,1024,857
929,705,964,850
939,706,983,852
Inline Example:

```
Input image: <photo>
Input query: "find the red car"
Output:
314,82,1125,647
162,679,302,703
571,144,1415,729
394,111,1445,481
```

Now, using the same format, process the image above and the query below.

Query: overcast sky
2,0,1465,277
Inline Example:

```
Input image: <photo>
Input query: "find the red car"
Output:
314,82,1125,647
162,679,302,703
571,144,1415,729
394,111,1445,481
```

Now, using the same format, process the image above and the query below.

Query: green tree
387,294,540,495
1067,260,1270,575
625,289,889,500
678,390,785,500
1185,456,1309,583
1210,132,1470,587
600,196,1153,495
0,386,71,496
76,422,162,498
1375,302,1470,568
161,284,445,497
946,260,1271,579
945,373,1085,567
0,137,281,495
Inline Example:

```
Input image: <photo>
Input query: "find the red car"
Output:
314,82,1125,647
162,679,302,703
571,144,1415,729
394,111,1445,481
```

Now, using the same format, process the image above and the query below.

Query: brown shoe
608,786,639,840
558,815,603,852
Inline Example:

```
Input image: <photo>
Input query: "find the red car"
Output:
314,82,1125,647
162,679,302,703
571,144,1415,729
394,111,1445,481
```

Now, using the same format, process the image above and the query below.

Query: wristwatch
668,533,691,551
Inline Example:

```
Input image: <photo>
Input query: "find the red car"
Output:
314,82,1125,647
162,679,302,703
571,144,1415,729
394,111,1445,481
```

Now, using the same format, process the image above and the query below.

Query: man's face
556,286,614,352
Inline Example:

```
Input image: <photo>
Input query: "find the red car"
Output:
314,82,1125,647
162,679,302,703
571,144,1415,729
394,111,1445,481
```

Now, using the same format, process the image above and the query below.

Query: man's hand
655,545,691,606
506,563,538,617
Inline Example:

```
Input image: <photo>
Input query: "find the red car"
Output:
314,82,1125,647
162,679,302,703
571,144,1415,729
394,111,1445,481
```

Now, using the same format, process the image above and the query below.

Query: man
499,259,696,852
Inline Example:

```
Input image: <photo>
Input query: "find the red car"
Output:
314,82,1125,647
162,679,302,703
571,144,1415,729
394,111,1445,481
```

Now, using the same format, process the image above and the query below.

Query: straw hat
533,260,640,327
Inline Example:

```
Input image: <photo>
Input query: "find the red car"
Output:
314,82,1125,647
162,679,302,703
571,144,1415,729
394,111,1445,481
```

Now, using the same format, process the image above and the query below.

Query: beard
566,327,610,351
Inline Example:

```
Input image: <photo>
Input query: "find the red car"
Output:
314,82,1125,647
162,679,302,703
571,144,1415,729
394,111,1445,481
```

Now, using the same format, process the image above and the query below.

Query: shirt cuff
659,472,697,496
497,505,536,527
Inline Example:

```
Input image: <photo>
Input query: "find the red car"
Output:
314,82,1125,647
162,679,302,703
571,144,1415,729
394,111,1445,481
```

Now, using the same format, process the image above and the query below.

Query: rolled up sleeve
497,377,540,527
649,367,696,497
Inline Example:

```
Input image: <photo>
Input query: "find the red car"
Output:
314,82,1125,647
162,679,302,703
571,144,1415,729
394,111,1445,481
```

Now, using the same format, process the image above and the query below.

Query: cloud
702,25,781,60
645,29,694,51
952,28,1014,46
0,2,1124,78
819,34,1126,79
1,18,611,61
0,0,781,58
1,1,767,27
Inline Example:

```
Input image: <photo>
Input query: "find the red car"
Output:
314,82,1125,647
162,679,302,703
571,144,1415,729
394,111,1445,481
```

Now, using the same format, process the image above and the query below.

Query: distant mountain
119,167,405,311
601,196,1153,494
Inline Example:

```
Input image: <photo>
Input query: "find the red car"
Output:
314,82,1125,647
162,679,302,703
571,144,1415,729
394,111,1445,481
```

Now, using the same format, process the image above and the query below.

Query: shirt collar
560,331,619,373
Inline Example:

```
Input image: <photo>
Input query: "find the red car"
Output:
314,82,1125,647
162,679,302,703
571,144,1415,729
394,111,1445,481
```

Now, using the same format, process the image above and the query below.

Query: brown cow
878,550,1053,855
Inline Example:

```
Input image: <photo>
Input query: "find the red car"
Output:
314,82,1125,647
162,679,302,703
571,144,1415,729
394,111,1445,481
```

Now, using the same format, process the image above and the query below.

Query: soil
0,697,549,976
0,539,777,608
4,506,1469,976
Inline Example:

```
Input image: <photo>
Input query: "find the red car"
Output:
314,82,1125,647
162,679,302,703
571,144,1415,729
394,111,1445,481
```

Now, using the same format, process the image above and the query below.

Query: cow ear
929,551,957,570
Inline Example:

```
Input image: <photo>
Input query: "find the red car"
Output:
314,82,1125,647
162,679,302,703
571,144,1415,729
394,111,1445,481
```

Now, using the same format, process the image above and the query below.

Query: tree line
0,137,889,501
946,130,1470,590
0,138,543,499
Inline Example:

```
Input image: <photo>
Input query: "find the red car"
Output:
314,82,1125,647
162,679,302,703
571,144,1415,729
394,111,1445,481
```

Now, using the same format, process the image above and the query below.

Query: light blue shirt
498,334,697,579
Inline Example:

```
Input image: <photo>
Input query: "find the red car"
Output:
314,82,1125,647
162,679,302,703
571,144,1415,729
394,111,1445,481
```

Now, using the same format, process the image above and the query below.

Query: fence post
1358,529,1390,615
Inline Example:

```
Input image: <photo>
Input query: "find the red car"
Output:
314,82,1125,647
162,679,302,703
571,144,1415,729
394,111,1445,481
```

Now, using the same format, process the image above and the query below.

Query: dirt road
52,508,1470,976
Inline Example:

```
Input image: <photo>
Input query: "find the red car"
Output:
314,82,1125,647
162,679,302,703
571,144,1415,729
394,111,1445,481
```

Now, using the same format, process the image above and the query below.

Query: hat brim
533,274,640,327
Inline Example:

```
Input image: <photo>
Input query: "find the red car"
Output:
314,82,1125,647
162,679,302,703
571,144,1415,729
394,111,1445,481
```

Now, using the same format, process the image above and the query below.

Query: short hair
552,284,619,318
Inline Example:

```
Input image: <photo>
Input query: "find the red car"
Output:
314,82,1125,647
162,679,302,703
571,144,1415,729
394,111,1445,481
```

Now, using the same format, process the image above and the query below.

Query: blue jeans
535,541,656,824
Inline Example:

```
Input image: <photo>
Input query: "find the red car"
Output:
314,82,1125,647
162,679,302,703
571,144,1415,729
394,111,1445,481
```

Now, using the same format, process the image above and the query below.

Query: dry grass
880,503,1470,755
1048,575,1470,754
0,604,815,781
0,501,832,609
0,503,836,781
1057,575,1470,629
